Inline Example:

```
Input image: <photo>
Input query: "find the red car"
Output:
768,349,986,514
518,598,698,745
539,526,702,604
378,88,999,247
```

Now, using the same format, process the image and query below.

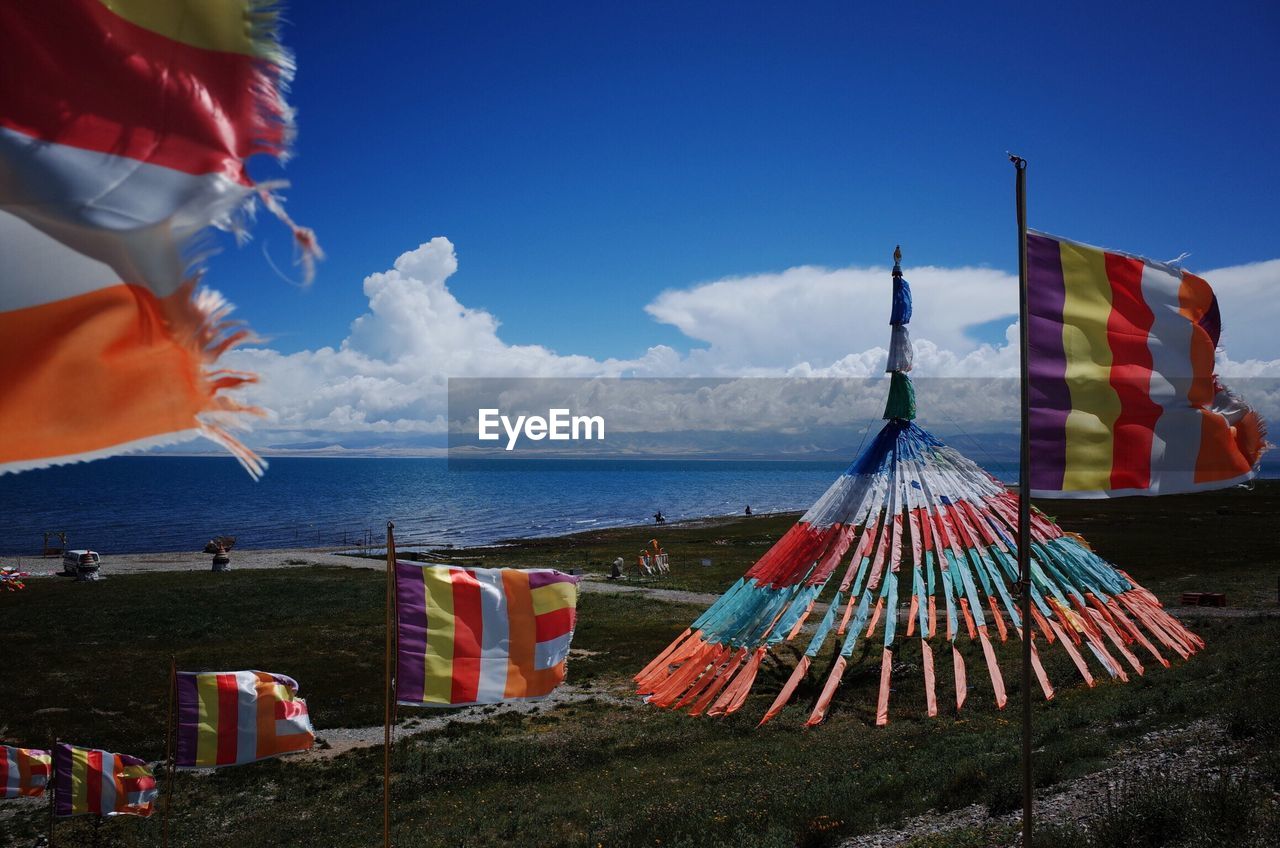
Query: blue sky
221,0,1280,363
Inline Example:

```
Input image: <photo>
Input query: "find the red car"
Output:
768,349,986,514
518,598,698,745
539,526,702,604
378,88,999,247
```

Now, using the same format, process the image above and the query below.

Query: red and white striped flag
175,671,315,768
52,744,156,818
0,1,319,477
1,744,51,799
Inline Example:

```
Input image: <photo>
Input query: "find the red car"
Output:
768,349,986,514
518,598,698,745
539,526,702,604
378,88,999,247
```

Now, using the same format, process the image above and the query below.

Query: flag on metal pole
1026,231,1266,497
1,744,52,799
395,563,581,707
52,743,157,818
174,671,315,768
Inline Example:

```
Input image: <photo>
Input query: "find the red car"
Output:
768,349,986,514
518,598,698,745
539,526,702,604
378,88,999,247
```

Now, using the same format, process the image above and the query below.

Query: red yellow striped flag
1,744,51,799
1027,231,1267,497
0,0,318,477
175,671,315,768
395,564,581,707
52,743,156,818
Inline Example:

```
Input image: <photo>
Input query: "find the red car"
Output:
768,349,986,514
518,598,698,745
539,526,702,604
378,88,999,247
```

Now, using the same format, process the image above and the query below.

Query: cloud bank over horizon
223,237,1280,453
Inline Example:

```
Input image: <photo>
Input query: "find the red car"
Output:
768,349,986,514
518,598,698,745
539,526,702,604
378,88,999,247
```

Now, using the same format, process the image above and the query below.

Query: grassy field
3,483,1279,847
437,481,1280,601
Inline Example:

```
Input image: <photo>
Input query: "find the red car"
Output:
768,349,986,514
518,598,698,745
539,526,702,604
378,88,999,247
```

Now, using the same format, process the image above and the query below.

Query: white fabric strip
0,126,252,308
535,632,573,670
236,672,259,765
886,324,913,372
1141,261,1202,493
3,748,18,798
474,569,511,703
0,210,124,308
0,125,251,233
98,751,117,814
275,699,313,737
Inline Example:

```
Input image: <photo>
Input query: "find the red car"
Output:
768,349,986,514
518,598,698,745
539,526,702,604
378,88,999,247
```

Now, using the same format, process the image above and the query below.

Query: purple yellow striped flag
1027,231,1266,498
0,1,318,478
175,671,315,768
396,564,581,707
1,745,51,799
52,743,156,818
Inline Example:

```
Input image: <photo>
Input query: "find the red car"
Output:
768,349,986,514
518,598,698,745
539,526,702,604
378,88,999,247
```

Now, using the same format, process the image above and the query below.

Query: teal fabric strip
804,591,843,657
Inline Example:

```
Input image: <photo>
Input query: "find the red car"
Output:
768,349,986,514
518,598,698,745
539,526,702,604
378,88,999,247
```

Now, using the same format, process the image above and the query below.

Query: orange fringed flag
0,0,320,477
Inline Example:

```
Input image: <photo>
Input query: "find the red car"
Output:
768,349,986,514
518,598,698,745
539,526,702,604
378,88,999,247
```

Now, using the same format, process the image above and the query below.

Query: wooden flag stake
383,521,397,848
47,737,56,848
162,654,177,848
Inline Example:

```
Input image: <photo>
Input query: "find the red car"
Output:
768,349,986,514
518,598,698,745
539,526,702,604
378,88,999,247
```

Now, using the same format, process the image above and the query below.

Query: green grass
0,569,697,759
430,481,1280,603
4,483,1280,847
4,571,1278,847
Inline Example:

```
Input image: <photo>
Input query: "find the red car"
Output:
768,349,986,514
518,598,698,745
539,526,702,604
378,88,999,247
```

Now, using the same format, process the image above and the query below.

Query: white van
62,550,101,579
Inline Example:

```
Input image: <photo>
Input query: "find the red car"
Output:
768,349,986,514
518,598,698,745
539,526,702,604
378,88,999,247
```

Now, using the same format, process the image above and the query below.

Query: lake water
0,457,863,555
3,454,1271,557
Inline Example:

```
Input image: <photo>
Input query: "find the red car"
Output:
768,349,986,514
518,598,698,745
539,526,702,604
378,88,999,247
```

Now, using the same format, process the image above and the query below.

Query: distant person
745,505,752,516
653,511,665,524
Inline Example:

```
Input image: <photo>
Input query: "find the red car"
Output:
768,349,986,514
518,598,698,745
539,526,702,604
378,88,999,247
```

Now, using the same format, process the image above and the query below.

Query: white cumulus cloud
225,237,1280,450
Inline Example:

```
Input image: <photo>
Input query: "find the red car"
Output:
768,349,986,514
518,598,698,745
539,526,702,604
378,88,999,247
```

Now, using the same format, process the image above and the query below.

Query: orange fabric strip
1,284,204,466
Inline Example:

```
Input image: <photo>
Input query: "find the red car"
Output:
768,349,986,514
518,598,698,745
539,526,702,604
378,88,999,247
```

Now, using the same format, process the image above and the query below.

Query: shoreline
2,507,802,562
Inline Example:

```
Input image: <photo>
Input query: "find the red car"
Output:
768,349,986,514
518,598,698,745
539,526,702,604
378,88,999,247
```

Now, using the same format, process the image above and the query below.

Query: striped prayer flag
0,1,318,477
175,671,315,768
52,743,156,818
1,744,51,799
1027,230,1266,498
396,564,581,707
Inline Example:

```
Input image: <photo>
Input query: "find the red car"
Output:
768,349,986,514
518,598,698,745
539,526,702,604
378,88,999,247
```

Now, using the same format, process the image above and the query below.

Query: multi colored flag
396,564,581,707
0,0,318,478
1,745,51,799
175,671,315,768
1027,231,1266,498
53,743,156,818
0,567,29,592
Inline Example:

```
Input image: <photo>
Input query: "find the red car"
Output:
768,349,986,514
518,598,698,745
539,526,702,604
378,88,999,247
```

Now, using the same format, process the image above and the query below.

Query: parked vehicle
61,550,101,580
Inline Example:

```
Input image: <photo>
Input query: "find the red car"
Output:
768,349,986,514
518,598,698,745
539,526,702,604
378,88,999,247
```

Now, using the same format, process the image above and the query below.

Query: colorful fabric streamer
53,743,156,817
1,745,51,799
396,564,581,707
636,253,1203,726
175,670,315,768
1027,231,1266,497
0,567,28,592
0,0,319,478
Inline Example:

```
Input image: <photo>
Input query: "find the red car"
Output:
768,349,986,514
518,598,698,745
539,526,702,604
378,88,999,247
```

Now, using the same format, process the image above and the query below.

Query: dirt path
308,682,634,761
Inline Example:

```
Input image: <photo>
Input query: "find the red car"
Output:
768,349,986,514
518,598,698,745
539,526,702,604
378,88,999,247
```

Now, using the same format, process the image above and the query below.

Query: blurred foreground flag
1,744,51,799
396,564,582,707
1027,231,1266,498
53,744,156,817
0,1,319,478
175,671,315,768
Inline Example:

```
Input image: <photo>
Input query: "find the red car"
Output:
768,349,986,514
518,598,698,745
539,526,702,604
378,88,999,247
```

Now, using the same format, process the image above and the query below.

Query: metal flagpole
1009,153,1033,846
383,521,397,848
162,654,177,848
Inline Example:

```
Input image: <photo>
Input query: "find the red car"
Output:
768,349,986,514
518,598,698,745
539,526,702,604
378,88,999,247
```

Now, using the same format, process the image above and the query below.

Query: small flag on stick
175,671,315,768
395,564,581,707
1027,230,1267,497
52,743,156,817
1,744,51,799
